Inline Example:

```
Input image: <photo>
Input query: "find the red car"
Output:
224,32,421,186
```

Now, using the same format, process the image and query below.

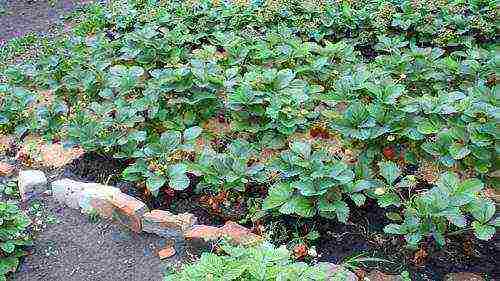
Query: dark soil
65,152,499,280
63,152,226,226
63,152,130,186
0,0,89,44
309,199,498,281
10,195,175,281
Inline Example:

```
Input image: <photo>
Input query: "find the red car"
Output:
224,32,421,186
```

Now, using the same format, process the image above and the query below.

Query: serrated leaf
279,196,314,217
472,221,495,241
470,199,495,223
263,183,293,210
448,143,471,160
183,126,202,141
440,208,467,227
352,179,378,192
436,172,459,194
457,178,484,194
378,161,401,185
350,193,366,207
378,193,401,207
276,69,295,89
386,212,402,221
290,141,311,159
384,224,403,234
417,119,440,134
333,200,349,223
146,175,166,195
0,241,15,253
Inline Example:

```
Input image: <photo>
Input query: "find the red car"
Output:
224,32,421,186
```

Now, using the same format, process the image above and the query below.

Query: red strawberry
383,146,397,160
293,244,308,259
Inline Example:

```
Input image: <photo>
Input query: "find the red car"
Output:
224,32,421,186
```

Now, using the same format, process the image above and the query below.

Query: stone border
18,170,262,246
17,170,487,281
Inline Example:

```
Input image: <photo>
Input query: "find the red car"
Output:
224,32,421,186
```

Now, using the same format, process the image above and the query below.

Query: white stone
18,170,48,201
78,184,120,214
51,179,120,212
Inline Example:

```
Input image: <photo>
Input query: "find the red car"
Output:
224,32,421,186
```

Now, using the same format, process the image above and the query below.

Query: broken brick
110,193,148,232
142,210,196,238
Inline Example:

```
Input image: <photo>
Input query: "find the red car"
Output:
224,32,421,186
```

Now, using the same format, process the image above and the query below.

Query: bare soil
11,196,172,281
0,0,87,44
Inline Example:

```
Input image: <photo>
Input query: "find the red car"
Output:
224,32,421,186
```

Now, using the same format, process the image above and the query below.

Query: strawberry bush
1,0,497,251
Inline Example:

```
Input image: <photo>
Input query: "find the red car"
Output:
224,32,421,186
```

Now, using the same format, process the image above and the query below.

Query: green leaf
448,143,471,160
276,69,295,89
333,200,349,223
352,179,378,192
436,172,459,194
386,211,403,221
279,196,314,217
168,163,187,177
350,193,366,207
470,199,495,223
290,141,311,159
384,224,404,234
378,193,401,207
263,183,293,210
472,221,495,241
378,161,401,185
0,241,15,253
168,164,190,190
294,180,321,197
169,174,190,191
146,175,166,195
417,119,440,134
183,126,202,141
440,208,467,227
457,179,484,194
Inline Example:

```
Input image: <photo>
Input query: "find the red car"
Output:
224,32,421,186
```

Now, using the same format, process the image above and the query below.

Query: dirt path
10,195,174,281
0,0,87,44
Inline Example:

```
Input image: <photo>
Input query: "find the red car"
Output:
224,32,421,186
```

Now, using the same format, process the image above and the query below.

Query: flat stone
142,210,196,238
444,273,485,281
219,221,262,246
158,246,176,259
184,225,221,241
0,162,15,176
318,263,357,281
365,270,402,281
52,179,121,215
110,193,148,233
51,179,87,209
18,170,47,201
78,184,121,218
184,221,262,246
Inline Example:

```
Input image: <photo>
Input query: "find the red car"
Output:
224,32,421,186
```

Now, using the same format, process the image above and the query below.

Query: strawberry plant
1,0,497,253
121,127,202,195
263,140,356,222
0,202,31,281
164,242,328,281
193,139,266,192
384,172,498,248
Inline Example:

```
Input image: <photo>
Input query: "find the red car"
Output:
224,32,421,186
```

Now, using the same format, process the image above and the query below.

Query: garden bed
1,0,498,280
61,152,499,280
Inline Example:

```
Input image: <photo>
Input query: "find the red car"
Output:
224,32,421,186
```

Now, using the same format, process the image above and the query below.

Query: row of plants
164,242,330,281
0,0,497,260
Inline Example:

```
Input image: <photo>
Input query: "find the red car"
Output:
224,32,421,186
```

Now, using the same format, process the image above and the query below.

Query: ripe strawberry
383,146,397,160
293,244,308,259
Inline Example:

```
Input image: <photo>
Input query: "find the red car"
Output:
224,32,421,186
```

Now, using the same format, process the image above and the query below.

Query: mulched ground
0,0,88,44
